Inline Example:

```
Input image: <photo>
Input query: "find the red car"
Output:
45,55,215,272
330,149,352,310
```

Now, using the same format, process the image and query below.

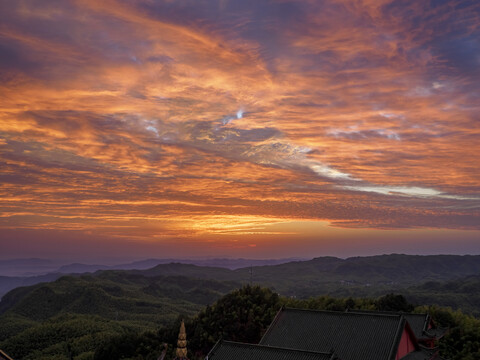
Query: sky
0,0,479,262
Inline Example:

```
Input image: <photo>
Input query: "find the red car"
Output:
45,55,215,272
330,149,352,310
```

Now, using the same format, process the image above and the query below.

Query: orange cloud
0,0,479,258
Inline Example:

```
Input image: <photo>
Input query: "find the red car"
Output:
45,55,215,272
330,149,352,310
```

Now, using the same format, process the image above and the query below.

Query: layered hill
0,271,241,360
0,257,302,299
131,254,480,297
3,254,480,311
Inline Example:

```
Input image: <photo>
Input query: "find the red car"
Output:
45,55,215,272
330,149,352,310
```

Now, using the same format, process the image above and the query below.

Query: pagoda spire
175,320,188,360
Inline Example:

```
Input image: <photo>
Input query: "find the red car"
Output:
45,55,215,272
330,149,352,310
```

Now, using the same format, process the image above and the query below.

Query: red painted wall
395,328,416,360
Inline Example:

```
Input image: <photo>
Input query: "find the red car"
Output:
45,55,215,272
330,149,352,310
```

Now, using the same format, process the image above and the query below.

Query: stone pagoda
174,320,188,360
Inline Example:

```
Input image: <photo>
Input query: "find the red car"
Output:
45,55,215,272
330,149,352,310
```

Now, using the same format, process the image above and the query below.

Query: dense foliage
2,314,124,360
405,275,480,317
94,285,281,360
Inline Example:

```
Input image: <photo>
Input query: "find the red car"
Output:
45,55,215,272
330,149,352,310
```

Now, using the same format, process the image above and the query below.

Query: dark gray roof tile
347,309,446,341
399,348,438,360
206,340,338,360
259,308,406,360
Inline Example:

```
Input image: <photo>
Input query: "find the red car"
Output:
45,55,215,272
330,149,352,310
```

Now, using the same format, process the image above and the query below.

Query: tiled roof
423,328,447,339
259,308,406,360
347,309,446,340
399,347,440,360
205,340,338,360
404,314,430,339
347,310,427,338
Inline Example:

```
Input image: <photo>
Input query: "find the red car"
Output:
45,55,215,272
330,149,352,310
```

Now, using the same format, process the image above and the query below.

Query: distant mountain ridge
0,257,304,298
0,257,305,276
2,254,480,299
240,254,480,290
130,254,480,297
56,257,306,274
0,258,61,277
0,273,64,301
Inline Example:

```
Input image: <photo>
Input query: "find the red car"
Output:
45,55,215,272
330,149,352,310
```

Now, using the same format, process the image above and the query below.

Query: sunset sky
1,0,479,262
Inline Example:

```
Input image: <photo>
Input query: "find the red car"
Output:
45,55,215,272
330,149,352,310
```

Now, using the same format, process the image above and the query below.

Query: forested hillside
2,281,480,359
0,273,240,359
2,254,480,359
3,254,480,299
235,254,480,296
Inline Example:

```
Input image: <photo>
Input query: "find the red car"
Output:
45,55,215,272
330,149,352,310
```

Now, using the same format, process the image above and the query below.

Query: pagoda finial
175,320,188,360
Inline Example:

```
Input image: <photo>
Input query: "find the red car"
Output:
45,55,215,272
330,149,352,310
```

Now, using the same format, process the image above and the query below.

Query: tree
375,293,414,312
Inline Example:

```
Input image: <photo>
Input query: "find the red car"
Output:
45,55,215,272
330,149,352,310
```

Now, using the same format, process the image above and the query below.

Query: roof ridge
205,338,222,359
284,307,403,318
388,315,407,360
222,340,337,356
348,309,427,317
259,305,284,343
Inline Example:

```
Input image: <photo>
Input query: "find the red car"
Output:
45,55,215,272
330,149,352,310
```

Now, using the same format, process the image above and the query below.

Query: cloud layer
0,0,479,257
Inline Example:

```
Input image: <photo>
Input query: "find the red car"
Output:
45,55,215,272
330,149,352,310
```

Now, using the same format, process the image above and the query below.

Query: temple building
174,320,189,360
206,308,446,360
345,309,446,349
